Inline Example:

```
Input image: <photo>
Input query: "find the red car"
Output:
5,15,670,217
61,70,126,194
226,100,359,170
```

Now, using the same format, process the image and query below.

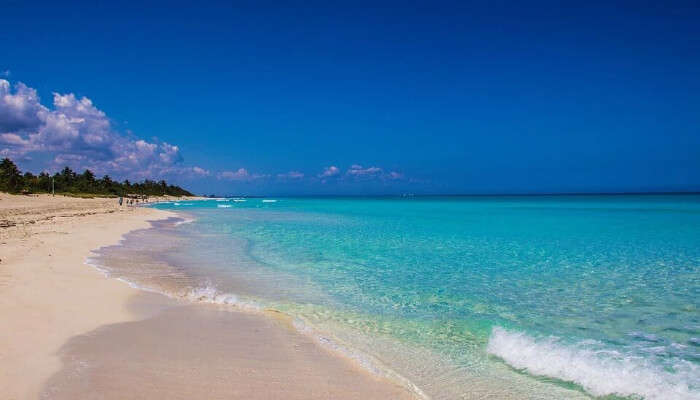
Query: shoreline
0,194,414,400
85,213,429,400
0,193,176,399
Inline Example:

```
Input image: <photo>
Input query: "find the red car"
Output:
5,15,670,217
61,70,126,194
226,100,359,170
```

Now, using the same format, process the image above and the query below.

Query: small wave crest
173,218,195,226
217,204,232,208
487,327,698,400
185,284,262,312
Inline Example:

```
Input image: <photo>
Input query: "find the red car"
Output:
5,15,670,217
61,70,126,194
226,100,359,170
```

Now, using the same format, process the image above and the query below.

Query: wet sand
42,293,413,399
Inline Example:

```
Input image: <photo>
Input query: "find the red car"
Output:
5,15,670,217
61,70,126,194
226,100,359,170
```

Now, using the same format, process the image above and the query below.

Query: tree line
0,158,194,197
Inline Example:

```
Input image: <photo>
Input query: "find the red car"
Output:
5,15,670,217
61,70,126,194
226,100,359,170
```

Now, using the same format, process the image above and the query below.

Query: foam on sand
486,327,698,400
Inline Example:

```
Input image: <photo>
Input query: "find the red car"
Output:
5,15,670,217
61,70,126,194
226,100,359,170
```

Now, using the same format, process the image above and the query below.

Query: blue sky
1,0,699,195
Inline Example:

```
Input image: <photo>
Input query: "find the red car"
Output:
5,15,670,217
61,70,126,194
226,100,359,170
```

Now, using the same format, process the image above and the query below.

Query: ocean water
93,195,700,399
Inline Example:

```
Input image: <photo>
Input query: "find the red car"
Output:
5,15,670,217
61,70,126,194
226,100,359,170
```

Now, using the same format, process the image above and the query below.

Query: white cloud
319,165,340,178
347,164,383,177
0,80,46,134
388,171,405,180
218,168,249,180
192,166,209,176
317,164,407,183
217,168,268,181
277,170,304,179
0,79,195,179
0,133,31,146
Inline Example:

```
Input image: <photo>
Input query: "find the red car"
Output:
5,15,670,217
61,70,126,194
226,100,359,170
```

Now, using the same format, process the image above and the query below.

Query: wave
173,217,195,226
185,284,263,312
487,327,698,400
217,204,232,208
262,199,277,203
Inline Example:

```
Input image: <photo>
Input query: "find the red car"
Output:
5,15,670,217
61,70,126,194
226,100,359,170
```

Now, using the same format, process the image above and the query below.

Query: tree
101,175,113,187
78,169,96,192
0,157,194,197
38,172,51,192
0,158,22,193
22,172,36,193
81,169,95,184
60,166,76,188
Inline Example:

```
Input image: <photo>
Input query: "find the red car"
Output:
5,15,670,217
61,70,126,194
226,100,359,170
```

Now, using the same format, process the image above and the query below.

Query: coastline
0,194,414,400
0,193,178,399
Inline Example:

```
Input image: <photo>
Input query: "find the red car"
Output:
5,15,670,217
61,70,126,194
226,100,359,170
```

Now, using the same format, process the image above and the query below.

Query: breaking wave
487,327,698,400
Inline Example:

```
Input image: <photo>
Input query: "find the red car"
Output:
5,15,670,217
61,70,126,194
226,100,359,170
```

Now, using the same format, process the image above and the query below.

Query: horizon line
201,190,700,198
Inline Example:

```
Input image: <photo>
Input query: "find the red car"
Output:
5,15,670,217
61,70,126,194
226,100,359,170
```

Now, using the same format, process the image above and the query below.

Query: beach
0,194,413,400
128,196,698,400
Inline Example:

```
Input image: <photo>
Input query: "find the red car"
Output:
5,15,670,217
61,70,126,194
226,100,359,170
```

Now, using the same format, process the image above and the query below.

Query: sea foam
173,217,195,226
185,284,262,312
487,327,698,400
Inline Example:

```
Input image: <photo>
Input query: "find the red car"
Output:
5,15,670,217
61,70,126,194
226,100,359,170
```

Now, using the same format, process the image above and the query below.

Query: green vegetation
0,157,193,197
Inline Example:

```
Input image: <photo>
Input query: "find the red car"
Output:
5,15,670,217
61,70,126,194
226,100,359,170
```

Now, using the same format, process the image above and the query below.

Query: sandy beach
0,193,413,400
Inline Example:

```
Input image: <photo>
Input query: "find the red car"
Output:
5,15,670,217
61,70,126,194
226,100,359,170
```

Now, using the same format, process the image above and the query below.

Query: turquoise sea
94,195,700,399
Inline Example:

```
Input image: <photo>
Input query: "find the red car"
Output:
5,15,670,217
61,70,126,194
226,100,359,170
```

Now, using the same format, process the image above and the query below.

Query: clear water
101,196,699,399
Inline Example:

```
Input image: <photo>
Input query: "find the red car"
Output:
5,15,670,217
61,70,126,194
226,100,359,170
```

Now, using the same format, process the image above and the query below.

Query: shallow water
93,195,700,399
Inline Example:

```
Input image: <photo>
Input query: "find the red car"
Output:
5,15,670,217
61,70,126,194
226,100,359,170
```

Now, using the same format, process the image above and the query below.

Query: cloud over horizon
347,164,383,177
277,170,304,180
217,168,269,182
345,164,405,181
0,79,206,180
318,165,340,182
0,79,410,192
